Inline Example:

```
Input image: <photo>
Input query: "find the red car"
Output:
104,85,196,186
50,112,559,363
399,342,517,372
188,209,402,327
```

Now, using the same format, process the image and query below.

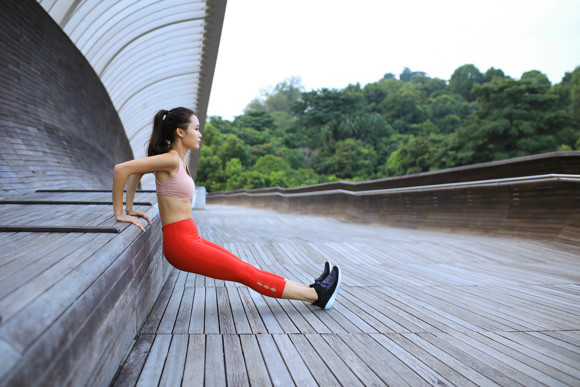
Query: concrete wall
0,0,134,198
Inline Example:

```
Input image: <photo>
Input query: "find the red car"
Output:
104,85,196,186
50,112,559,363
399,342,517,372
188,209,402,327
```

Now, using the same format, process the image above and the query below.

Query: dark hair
147,107,195,156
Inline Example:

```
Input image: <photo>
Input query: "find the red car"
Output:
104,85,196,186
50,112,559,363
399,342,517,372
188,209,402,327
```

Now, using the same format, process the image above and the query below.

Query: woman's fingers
116,214,147,232
133,218,146,232
127,210,152,226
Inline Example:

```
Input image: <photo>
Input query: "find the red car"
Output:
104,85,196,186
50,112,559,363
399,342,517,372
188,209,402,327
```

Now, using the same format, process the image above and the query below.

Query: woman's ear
175,128,184,138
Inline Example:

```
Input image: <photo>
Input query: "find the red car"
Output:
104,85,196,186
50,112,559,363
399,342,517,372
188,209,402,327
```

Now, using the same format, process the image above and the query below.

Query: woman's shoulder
151,150,180,170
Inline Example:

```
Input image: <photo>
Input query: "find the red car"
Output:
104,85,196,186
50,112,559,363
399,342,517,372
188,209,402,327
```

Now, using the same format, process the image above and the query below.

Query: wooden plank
319,334,387,386
0,225,119,233
216,287,236,334
270,298,316,334
286,300,334,334
159,335,188,387
223,335,249,387
255,334,295,386
111,334,155,387
418,332,523,386
261,297,300,334
204,335,226,386
302,334,365,386
0,233,88,298
340,333,425,386
188,287,206,334
389,333,480,387
237,287,268,334
204,287,219,334
370,333,456,386
498,332,580,370
136,334,171,387
239,334,271,386
287,334,339,385
542,331,580,351
403,333,498,386
140,270,180,334
457,330,572,387
0,234,111,321
364,286,467,333
226,287,252,334
480,331,580,385
157,271,187,334
173,275,195,334
336,287,399,333
445,330,562,386
0,200,152,205
0,232,73,271
271,334,317,387
182,335,205,387
248,291,284,334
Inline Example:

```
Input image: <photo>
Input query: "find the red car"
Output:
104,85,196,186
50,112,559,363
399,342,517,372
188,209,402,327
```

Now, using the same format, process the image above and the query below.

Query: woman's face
183,115,202,150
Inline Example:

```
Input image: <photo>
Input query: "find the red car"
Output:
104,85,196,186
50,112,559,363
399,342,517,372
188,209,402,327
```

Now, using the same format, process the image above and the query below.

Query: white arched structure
37,0,227,185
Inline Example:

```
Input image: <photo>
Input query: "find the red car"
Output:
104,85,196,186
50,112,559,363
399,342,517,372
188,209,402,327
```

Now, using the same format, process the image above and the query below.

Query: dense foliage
197,66,580,192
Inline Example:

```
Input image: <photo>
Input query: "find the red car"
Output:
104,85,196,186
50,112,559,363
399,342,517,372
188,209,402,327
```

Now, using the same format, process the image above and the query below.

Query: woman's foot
312,266,342,309
310,261,332,287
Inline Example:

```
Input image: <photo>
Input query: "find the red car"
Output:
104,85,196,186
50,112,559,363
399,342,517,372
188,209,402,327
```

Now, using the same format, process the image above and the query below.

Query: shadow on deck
113,205,580,386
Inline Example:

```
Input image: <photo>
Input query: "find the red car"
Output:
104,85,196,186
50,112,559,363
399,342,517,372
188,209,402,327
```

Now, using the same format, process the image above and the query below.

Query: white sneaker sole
324,266,342,309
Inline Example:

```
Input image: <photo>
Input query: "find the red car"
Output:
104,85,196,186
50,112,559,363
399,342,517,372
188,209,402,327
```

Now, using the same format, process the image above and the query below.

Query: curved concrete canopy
37,0,226,185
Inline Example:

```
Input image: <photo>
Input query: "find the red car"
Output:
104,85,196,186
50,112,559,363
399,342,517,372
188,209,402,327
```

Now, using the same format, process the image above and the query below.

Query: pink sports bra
155,151,195,200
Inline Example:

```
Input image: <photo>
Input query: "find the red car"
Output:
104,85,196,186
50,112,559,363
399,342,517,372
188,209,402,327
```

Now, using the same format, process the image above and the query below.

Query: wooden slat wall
209,178,580,246
0,191,171,387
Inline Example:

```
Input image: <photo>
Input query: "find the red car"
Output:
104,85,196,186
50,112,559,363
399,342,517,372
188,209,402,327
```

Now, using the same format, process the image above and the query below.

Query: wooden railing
208,152,580,245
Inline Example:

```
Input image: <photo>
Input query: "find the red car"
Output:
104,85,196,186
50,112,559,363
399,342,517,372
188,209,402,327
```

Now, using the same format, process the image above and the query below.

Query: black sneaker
312,266,342,309
310,261,332,288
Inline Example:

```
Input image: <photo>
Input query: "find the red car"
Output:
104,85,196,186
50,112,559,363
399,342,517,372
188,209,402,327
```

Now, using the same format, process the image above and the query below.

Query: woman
112,107,342,308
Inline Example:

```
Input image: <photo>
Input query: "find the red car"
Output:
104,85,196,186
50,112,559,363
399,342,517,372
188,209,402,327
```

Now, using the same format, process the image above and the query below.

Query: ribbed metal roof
36,0,226,184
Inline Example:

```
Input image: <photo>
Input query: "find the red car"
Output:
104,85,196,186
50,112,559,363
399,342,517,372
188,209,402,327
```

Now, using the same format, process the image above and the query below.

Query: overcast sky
207,0,580,120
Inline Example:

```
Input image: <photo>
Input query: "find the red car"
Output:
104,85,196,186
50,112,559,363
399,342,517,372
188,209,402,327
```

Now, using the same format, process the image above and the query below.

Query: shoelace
315,271,335,288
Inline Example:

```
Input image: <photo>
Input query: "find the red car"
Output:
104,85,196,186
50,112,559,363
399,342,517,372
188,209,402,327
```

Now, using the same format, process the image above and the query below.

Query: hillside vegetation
198,65,580,192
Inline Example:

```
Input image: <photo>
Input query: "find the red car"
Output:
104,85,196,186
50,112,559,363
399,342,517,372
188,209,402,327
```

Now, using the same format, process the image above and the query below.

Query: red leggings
162,218,286,298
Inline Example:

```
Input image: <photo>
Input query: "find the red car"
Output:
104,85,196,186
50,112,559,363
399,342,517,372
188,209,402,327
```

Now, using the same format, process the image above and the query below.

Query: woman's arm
124,173,152,226
112,154,177,232
125,173,143,211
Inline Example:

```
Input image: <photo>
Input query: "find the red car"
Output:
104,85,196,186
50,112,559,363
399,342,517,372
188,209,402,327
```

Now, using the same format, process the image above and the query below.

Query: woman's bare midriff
157,194,193,226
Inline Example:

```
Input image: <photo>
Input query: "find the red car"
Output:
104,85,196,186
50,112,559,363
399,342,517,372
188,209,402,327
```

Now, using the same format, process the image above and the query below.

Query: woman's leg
165,235,317,300
201,237,311,287
282,281,317,302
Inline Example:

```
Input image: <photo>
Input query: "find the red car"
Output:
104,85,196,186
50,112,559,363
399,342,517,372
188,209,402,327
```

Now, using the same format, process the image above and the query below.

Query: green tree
291,87,366,148
484,67,505,82
216,134,250,166
224,158,245,190
200,122,222,147
237,127,271,145
570,66,580,128
458,72,574,162
449,64,485,101
399,67,426,82
264,76,303,113
317,138,377,179
253,154,292,174
233,110,275,132
380,82,426,133
196,146,225,191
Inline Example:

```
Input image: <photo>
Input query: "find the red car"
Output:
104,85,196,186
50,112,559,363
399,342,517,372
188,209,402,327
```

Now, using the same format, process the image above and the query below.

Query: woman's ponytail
147,107,195,156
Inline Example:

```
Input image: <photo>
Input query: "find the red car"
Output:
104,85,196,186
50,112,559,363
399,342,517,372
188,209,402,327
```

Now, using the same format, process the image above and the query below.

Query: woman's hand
116,211,152,232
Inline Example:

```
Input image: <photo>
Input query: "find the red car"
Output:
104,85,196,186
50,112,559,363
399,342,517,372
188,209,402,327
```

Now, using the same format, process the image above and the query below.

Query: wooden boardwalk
112,205,580,386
